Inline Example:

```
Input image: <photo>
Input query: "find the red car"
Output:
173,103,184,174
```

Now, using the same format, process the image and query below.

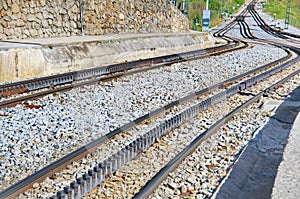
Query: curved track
0,41,244,107
0,46,292,199
132,1,300,199
133,59,300,199
0,41,246,108
1,1,300,199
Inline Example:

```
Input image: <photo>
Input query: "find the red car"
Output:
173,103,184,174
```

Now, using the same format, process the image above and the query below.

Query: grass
184,0,299,30
263,0,300,29
186,0,245,30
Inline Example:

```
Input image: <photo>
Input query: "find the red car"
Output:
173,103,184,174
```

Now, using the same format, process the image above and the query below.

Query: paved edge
0,31,208,49
271,105,300,198
0,31,216,83
211,85,300,199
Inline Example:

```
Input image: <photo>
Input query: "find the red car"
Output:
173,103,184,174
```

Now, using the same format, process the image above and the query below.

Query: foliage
263,0,300,29
185,0,245,30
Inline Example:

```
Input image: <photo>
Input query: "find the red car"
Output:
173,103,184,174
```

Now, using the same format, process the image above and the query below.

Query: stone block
41,20,49,28
11,3,19,14
40,0,46,7
43,12,54,19
6,0,12,7
16,19,25,27
0,0,189,40
36,12,43,20
29,29,38,37
71,21,77,29
29,1,35,8
24,29,30,36
59,8,67,15
2,15,11,22
27,15,36,22
71,4,78,13
2,0,7,10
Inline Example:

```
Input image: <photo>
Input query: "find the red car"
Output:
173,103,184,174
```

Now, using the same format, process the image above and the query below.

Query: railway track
8,52,295,198
245,1,300,51
135,65,300,199
130,2,300,198
248,3,300,42
1,0,300,198
1,48,296,199
74,53,299,199
93,1,300,198
0,40,247,109
0,45,293,198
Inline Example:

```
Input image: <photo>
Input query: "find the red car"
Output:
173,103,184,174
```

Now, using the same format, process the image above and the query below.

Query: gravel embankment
151,72,300,199
27,59,299,198
0,44,287,192
85,61,300,199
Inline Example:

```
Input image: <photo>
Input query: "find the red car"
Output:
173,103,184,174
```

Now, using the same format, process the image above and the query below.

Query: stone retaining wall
0,0,189,40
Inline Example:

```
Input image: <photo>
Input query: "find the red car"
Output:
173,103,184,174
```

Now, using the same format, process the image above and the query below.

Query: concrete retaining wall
0,0,188,40
0,33,214,82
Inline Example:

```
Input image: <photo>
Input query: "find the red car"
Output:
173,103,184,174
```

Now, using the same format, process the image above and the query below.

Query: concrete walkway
213,85,300,199
0,31,203,49
272,98,300,198
0,31,214,82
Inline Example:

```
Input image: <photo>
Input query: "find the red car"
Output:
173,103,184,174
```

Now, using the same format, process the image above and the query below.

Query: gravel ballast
0,44,287,191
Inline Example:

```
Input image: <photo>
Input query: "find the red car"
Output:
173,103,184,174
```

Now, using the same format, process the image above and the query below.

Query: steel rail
0,41,248,108
53,55,300,199
247,7,300,53
1,3,297,196
0,45,293,199
250,1,300,39
131,2,300,197
0,41,242,98
247,2,300,45
48,54,299,198
1,2,297,197
133,56,300,199
237,13,257,39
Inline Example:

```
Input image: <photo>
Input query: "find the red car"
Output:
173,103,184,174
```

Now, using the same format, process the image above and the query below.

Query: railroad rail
0,40,250,109
1,0,300,198
133,56,300,199
247,1,300,48
52,54,299,199
0,45,295,198
250,2,300,39
130,2,300,198
0,41,244,99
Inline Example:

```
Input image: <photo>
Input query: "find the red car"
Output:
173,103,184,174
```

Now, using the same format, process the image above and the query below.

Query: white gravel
0,44,287,191
83,56,300,199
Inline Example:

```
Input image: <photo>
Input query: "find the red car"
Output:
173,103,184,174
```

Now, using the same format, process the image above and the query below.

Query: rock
168,182,179,190
0,0,189,40
32,183,39,189
11,4,19,14
2,1,8,10
41,20,49,28
2,16,11,22
16,19,25,27
29,29,38,37
27,15,36,22
181,184,188,193
0,41,291,197
119,13,125,20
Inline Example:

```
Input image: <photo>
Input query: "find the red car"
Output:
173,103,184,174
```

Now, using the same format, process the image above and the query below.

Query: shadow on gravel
214,85,300,199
